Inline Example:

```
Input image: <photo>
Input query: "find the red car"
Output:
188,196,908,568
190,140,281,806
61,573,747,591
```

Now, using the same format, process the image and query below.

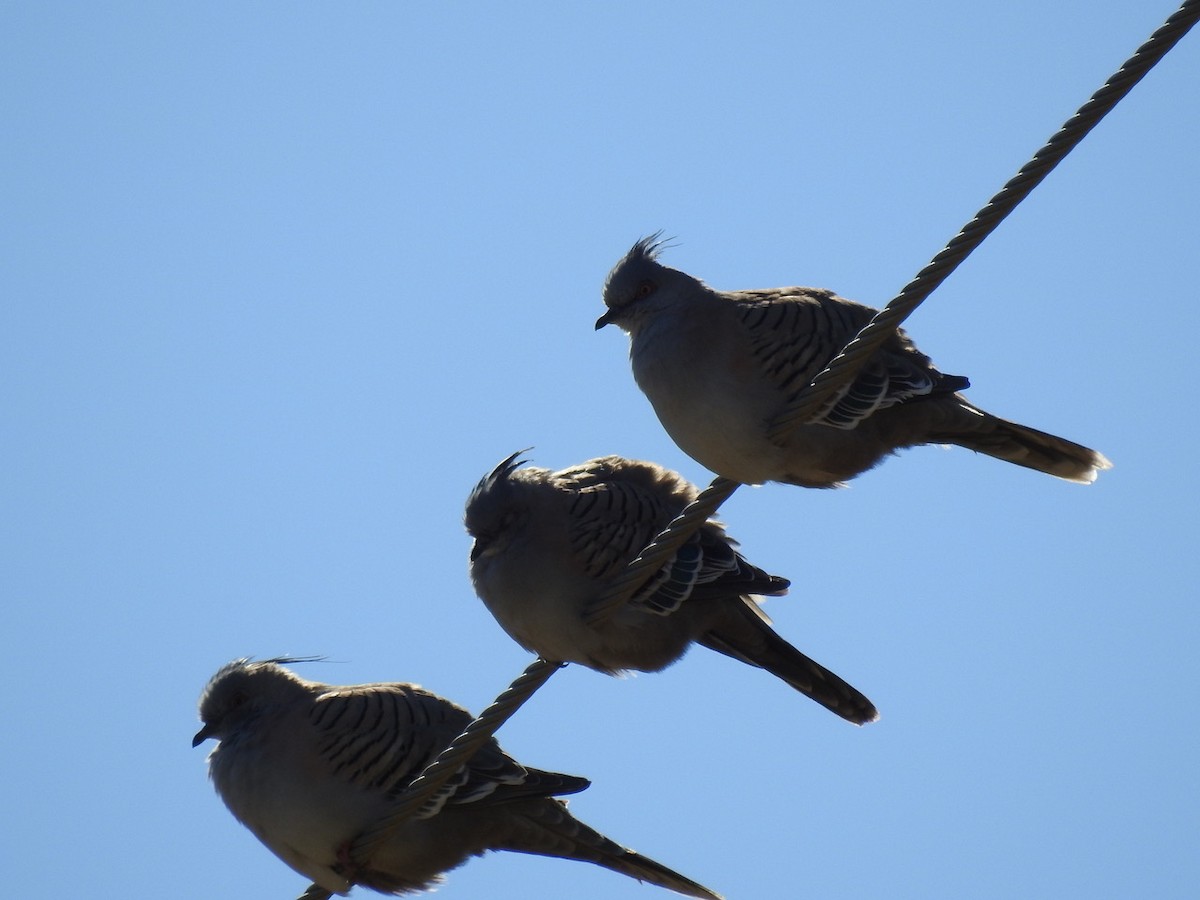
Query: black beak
594,310,615,330
192,724,214,748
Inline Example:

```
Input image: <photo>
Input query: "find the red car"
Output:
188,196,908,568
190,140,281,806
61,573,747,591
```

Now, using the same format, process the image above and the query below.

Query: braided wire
769,0,1200,441
304,6,1197,894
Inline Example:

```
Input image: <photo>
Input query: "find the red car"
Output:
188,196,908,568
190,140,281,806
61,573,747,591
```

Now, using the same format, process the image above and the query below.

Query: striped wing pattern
734,288,960,430
560,461,747,617
310,685,544,819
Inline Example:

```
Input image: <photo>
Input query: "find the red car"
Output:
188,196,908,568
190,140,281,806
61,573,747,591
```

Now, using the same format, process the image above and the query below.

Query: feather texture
465,454,877,724
598,237,1110,486
195,659,719,898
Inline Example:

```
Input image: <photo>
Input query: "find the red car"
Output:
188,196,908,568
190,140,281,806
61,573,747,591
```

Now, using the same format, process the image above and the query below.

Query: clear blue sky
4,3,1197,898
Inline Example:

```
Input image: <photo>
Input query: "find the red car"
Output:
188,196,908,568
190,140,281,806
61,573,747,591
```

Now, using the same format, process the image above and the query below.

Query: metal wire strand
769,0,1200,441
301,5,1198,895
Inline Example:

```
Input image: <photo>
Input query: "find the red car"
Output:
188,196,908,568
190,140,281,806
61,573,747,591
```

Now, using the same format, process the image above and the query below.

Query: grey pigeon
194,658,721,899
596,235,1111,487
465,453,878,725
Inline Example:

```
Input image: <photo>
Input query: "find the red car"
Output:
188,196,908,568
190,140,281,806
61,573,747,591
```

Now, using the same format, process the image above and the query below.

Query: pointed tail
925,398,1112,483
698,599,878,725
500,800,723,900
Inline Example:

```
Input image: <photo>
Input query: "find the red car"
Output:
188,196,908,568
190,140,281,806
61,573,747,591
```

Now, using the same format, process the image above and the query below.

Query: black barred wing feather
310,685,587,819
736,288,869,397
735,288,968,430
561,459,787,617
561,464,706,616
685,529,790,601
634,529,789,614
633,538,708,614
562,469,674,582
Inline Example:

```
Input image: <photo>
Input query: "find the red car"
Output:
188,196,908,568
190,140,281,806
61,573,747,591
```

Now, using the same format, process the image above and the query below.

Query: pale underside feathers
466,453,878,725
598,236,1111,487
194,658,721,899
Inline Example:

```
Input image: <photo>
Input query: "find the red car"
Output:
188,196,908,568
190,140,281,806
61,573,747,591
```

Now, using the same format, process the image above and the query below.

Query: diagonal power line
303,5,1199,896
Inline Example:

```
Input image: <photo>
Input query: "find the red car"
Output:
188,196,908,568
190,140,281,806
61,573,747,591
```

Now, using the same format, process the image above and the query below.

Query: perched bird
194,658,720,899
596,235,1111,488
465,453,877,725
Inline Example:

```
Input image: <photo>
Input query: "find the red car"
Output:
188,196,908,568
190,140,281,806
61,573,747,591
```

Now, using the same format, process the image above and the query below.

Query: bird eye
636,280,655,299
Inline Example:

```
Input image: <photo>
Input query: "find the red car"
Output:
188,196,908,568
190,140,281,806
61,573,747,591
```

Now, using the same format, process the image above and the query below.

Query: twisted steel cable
307,6,1198,895
769,0,1200,441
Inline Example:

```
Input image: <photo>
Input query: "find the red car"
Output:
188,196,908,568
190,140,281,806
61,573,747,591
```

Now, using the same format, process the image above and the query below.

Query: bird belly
632,340,785,484
475,553,694,672
474,561,606,666
211,742,370,893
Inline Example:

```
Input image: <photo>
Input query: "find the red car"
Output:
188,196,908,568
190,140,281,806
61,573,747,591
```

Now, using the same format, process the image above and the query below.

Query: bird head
193,657,321,747
464,450,536,564
595,233,687,332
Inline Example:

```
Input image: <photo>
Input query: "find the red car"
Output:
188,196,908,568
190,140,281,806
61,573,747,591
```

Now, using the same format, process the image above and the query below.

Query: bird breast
209,727,375,893
629,320,786,485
